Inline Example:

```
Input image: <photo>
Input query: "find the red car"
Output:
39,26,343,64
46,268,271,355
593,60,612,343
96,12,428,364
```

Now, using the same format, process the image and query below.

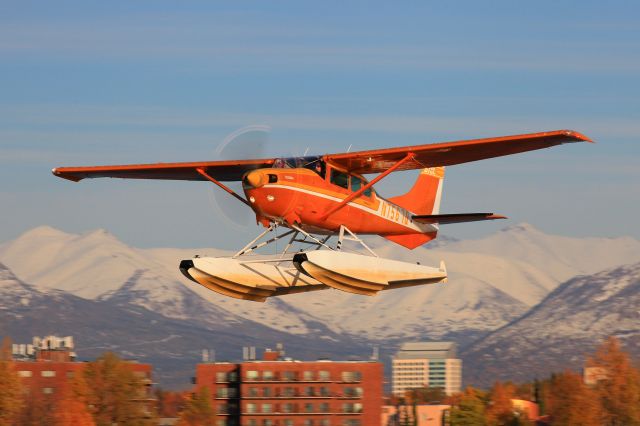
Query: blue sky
1,1,639,248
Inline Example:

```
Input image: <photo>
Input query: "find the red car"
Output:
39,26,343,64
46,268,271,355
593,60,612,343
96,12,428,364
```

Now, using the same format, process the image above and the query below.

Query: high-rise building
391,342,462,396
195,346,383,426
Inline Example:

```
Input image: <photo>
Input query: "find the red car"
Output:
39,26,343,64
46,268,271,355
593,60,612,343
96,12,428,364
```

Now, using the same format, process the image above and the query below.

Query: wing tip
52,168,83,182
563,129,594,143
489,214,508,220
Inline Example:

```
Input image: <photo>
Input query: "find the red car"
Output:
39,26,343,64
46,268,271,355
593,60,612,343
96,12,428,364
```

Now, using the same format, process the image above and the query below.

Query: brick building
194,348,383,426
12,335,154,416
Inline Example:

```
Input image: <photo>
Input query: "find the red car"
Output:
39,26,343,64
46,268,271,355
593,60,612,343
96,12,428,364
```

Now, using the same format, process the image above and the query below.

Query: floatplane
53,130,591,301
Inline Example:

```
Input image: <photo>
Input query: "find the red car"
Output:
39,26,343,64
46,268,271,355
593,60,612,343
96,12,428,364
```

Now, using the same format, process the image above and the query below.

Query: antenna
371,345,379,361
347,144,352,153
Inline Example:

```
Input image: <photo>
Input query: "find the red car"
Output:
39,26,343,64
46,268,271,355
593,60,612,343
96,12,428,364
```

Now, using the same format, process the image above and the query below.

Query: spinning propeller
208,125,271,229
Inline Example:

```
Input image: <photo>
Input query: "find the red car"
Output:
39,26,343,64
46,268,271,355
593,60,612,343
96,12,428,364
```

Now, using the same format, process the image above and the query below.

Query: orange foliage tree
51,373,96,426
177,386,215,426
546,370,602,426
83,352,154,426
0,337,23,426
485,382,517,425
587,336,640,426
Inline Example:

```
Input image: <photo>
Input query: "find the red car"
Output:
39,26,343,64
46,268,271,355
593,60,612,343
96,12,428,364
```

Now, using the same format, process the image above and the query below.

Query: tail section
388,167,445,215
382,167,444,249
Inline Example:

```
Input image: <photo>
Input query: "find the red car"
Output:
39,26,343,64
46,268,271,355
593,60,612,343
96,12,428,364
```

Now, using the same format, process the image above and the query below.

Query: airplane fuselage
242,166,437,238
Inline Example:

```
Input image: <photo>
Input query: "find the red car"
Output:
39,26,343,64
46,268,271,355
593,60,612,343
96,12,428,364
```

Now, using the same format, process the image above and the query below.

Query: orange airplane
53,129,592,301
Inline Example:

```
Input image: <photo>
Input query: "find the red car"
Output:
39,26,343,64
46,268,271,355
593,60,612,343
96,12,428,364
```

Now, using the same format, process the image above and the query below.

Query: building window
319,386,330,397
283,420,294,426
262,387,272,397
343,387,363,397
246,370,259,380
262,371,274,380
318,371,330,381
303,371,314,381
66,371,75,378
282,387,295,397
18,371,32,377
41,371,56,377
320,420,330,426
282,403,294,413
319,402,330,413
262,421,273,426
304,403,314,413
248,421,257,426
340,371,361,382
42,387,54,394
304,420,315,426
261,403,272,413
282,371,297,381
246,403,257,414
216,372,227,382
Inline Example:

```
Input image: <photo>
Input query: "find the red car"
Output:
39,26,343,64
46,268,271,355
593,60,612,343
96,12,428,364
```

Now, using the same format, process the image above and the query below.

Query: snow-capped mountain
461,261,640,387
0,262,369,388
2,224,639,346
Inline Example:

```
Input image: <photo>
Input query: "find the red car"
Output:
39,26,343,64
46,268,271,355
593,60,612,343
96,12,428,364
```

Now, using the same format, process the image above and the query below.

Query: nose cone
245,170,265,188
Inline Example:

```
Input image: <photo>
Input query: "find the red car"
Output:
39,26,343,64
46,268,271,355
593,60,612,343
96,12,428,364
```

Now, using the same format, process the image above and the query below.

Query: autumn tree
83,352,153,426
449,386,487,426
546,370,602,426
0,337,23,426
405,386,447,404
156,388,187,418
51,373,96,426
485,382,516,425
177,386,215,426
587,336,640,426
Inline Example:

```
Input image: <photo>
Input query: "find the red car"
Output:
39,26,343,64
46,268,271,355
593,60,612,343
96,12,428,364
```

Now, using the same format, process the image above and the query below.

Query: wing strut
320,153,415,220
196,168,251,207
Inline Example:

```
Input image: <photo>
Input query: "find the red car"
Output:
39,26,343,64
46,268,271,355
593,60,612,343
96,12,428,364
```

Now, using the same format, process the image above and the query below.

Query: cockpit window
304,160,325,178
351,176,373,197
273,155,323,172
351,176,362,192
330,169,349,189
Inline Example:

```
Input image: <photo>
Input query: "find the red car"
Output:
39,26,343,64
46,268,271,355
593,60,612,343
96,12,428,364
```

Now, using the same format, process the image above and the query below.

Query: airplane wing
52,158,275,182
412,213,506,224
324,129,592,174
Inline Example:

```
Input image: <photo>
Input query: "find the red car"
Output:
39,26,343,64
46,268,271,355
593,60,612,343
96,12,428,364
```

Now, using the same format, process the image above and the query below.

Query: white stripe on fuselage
262,183,437,234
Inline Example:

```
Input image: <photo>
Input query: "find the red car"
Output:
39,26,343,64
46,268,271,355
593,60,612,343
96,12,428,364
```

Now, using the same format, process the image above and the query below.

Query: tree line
394,337,640,426
0,338,214,426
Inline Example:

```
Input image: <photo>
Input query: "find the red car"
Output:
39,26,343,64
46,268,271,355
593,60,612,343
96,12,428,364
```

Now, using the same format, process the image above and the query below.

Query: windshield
273,155,325,177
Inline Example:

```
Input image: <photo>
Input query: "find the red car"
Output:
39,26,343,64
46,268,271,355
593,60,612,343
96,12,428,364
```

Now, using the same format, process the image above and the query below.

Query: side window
351,176,372,197
330,169,349,189
351,176,362,192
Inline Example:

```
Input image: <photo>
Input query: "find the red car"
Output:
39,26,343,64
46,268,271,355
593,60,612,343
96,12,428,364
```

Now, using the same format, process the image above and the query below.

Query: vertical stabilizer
388,167,445,215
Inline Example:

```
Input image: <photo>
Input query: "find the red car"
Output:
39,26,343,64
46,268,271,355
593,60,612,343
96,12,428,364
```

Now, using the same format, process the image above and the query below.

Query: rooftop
394,341,458,359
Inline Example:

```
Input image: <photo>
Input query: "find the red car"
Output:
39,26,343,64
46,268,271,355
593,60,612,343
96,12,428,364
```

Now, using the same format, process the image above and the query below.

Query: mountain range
1,224,639,388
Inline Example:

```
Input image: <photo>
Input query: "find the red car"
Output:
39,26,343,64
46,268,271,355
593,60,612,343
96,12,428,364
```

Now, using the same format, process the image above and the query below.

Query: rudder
388,167,444,215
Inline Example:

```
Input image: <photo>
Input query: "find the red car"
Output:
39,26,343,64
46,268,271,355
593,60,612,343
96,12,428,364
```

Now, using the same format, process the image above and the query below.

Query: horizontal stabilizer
412,213,506,224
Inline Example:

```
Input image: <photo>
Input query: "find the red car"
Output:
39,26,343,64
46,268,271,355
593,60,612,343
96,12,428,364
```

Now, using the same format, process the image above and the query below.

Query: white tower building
392,341,462,396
